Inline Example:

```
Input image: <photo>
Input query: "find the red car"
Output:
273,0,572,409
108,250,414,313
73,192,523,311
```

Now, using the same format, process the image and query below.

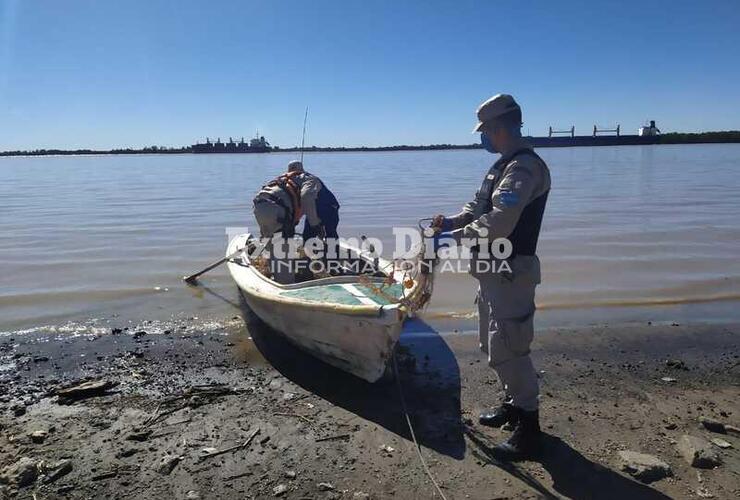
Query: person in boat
431,94,551,460
252,160,339,282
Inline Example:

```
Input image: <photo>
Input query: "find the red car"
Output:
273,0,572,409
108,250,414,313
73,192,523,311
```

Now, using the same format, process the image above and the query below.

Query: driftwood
144,384,246,427
55,379,117,404
315,433,350,443
198,427,260,462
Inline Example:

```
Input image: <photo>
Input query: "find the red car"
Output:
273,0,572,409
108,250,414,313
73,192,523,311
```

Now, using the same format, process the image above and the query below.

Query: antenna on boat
300,106,309,164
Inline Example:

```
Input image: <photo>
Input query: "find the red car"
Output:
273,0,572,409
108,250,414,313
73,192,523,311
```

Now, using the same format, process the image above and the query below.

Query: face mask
481,132,497,153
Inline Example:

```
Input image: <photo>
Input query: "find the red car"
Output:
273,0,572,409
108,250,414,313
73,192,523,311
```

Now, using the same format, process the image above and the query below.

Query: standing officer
432,94,551,459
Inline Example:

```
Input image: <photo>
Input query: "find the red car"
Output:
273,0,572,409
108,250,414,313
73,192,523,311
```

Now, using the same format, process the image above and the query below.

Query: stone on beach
665,359,689,370
710,437,732,449
0,457,38,488
617,450,672,483
125,429,152,442
698,416,727,434
29,429,48,443
56,379,116,403
116,447,139,458
155,455,182,475
677,435,722,468
43,460,73,484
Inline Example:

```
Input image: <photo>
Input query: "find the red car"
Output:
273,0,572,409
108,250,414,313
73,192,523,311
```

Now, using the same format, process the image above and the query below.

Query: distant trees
3,131,740,157
660,131,740,144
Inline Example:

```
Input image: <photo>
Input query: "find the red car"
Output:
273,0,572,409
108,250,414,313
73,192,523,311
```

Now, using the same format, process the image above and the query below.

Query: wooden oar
183,247,246,285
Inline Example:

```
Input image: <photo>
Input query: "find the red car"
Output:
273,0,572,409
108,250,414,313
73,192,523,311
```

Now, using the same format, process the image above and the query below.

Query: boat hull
239,290,401,382
226,234,407,382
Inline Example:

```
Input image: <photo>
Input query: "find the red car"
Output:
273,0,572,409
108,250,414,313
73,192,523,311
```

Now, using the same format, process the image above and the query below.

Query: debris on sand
699,416,727,434
710,437,732,449
0,457,38,488
273,484,288,496
726,424,740,436
665,359,689,370
29,430,48,444
43,460,73,484
125,429,152,442
156,455,182,475
91,470,118,481
677,435,722,468
55,379,116,404
116,447,140,458
379,445,395,456
617,450,672,483
198,428,260,462
315,433,350,443
317,482,335,491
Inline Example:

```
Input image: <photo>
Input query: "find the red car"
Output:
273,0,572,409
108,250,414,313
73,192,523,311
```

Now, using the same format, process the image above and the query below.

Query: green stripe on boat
280,283,405,306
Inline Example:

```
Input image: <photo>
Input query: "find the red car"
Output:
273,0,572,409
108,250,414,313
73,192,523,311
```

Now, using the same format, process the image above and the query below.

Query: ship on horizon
192,133,270,153
528,120,660,147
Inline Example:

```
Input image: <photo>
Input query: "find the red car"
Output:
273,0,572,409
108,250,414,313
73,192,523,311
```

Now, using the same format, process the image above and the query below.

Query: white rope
392,353,449,500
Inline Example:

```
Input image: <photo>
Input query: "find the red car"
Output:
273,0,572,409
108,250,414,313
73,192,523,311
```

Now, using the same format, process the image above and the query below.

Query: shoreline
1,315,738,499
3,136,740,157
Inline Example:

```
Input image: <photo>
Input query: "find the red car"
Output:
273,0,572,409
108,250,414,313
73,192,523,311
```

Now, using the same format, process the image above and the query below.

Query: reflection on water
1,144,739,332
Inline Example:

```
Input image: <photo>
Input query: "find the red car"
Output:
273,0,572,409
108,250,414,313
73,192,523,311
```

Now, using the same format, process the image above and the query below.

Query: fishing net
247,227,439,313
357,228,438,313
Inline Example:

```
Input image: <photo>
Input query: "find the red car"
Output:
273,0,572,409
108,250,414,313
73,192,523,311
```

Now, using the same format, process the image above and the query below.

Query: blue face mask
481,132,497,153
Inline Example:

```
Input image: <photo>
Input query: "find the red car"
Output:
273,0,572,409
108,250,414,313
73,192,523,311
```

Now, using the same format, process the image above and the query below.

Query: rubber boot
478,402,516,428
492,409,542,460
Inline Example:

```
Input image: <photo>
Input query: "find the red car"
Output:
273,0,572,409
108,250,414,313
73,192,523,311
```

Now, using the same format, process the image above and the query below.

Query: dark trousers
302,209,339,240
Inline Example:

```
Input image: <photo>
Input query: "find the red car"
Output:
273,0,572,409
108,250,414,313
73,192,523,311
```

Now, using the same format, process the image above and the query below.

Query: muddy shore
1,315,739,499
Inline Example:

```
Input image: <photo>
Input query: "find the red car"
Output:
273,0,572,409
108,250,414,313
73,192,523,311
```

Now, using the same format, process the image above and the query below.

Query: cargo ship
527,121,660,148
191,134,270,153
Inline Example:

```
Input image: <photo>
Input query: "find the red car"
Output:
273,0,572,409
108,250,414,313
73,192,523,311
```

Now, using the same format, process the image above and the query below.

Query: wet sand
1,314,739,499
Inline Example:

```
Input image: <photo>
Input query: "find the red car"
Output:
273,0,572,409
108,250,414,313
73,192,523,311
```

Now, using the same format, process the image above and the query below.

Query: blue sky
1,0,739,150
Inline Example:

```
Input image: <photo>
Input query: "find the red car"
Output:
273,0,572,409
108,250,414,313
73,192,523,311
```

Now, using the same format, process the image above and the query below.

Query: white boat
226,233,432,382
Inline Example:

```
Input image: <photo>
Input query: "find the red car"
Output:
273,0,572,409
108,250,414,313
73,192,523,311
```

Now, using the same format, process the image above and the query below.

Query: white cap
287,160,304,172
473,94,521,133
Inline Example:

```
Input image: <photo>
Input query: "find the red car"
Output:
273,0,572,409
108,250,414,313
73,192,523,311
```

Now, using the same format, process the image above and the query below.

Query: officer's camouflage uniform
448,141,551,411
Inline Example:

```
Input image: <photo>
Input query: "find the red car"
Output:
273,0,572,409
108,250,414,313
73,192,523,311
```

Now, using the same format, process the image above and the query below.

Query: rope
356,235,437,312
392,352,448,500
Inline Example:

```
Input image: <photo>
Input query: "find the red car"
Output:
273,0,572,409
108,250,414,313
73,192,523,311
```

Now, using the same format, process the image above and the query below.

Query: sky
0,0,739,150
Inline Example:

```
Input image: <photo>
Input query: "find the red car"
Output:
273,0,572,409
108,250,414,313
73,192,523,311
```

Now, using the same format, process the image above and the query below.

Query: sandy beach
1,308,738,499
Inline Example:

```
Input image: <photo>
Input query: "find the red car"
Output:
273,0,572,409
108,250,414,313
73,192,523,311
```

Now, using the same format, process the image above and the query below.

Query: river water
1,144,739,335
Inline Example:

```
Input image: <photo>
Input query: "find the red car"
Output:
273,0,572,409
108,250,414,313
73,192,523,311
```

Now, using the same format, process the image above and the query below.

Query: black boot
478,402,516,428
492,409,542,460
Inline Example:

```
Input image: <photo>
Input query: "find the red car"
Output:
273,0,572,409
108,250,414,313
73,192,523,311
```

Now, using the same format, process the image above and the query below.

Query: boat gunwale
226,235,425,318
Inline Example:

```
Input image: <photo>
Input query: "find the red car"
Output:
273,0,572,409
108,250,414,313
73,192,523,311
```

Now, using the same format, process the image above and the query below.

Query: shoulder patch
498,192,520,207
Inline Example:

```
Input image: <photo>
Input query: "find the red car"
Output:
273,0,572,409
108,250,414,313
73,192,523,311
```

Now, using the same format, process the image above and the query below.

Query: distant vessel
529,121,660,147
192,134,270,153
639,120,661,137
